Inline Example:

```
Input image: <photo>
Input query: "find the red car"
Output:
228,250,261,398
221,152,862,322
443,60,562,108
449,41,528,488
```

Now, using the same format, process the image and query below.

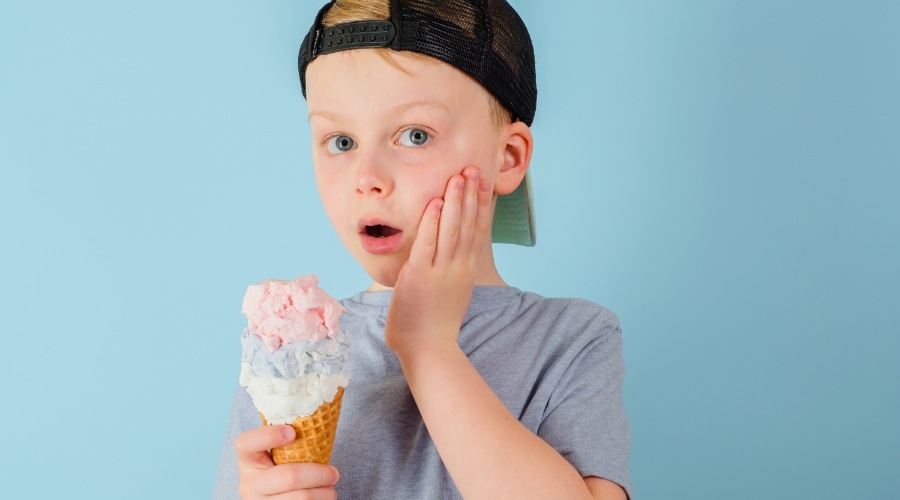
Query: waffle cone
260,386,345,465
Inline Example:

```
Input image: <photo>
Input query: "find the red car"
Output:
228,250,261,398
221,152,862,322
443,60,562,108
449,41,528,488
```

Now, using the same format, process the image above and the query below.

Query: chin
360,260,402,289
368,270,400,289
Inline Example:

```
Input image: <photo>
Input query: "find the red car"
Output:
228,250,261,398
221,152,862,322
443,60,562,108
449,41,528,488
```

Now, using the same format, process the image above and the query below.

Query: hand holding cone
261,387,345,464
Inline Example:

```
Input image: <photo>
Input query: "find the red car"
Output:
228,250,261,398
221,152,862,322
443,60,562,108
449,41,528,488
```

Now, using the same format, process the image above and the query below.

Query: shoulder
535,294,618,321
518,291,621,337
338,291,391,325
472,289,624,364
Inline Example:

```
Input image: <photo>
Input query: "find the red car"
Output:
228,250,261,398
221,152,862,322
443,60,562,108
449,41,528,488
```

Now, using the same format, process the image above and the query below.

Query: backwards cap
298,0,537,246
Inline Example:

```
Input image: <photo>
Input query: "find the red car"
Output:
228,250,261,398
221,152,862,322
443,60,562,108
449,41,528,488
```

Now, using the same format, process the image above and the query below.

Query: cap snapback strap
390,0,403,49
314,21,396,56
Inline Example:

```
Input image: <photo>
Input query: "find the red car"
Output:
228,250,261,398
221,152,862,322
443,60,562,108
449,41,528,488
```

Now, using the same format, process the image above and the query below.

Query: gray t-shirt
213,286,632,499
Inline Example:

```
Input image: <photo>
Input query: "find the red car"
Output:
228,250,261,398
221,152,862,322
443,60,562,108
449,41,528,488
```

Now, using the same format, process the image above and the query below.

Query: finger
409,198,443,267
235,425,295,468
255,463,340,495
468,176,493,265
455,166,481,258
435,174,464,265
267,487,337,500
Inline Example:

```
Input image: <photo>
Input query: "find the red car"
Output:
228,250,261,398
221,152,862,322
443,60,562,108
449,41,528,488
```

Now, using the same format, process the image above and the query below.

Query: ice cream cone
261,386,345,464
242,276,350,465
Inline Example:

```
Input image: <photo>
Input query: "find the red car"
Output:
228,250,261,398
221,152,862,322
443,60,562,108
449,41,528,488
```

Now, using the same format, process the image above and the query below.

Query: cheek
403,147,493,206
396,151,455,199
450,129,503,176
314,170,347,221
397,171,446,218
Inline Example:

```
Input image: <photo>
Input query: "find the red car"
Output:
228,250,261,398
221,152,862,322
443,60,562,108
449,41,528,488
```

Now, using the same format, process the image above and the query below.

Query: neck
367,244,507,292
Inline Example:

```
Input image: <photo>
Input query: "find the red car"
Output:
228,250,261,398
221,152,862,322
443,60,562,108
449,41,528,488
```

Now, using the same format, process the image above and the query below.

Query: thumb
236,425,296,468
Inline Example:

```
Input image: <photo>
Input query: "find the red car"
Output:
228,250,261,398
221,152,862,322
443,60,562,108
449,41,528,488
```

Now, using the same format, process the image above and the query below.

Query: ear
494,121,533,196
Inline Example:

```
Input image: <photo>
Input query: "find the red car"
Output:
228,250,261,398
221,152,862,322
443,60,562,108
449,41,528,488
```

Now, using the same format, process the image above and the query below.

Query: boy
214,0,631,498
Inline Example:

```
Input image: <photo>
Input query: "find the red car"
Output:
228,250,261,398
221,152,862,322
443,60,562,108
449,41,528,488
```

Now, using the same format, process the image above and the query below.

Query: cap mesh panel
299,0,536,125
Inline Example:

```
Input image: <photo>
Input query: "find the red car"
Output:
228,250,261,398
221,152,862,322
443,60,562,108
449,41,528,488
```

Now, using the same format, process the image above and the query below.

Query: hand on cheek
384,165,493,355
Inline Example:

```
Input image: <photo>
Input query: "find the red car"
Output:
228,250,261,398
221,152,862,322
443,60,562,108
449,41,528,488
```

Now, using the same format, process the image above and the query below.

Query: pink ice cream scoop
241,274,347,352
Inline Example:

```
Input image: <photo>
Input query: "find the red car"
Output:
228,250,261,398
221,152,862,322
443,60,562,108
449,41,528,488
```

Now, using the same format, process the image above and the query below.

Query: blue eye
327,135,355,154
398,128,430,147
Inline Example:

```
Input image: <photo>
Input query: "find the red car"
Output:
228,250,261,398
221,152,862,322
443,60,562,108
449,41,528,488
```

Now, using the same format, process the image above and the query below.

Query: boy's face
306,50,507,287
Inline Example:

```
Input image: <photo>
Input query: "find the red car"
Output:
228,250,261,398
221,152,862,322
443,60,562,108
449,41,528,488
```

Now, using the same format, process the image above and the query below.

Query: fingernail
479,179,490,191
467,169,480,180
435,200,444,212
282,426,295,441
331,467,341,485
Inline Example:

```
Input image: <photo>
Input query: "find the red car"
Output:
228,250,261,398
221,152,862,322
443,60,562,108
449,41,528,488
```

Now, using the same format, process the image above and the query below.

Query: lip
357,218,404,254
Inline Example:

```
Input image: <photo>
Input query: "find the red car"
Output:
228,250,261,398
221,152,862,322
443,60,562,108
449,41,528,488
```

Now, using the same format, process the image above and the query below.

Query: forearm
384,168,624,498
396,339,593,500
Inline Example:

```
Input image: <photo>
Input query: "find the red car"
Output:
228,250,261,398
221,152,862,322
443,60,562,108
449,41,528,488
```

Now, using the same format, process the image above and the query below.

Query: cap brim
491,172,536,246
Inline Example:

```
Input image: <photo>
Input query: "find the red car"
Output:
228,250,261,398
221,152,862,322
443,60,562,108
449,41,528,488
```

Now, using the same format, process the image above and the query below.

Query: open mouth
358,220,403,254
364,224,401,238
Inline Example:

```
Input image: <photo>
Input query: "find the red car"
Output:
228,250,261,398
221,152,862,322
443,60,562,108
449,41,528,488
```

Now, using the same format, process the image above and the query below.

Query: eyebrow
308,99,451,122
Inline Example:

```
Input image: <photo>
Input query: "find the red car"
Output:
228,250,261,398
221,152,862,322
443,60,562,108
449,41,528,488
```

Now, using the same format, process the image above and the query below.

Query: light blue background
1,1,897,498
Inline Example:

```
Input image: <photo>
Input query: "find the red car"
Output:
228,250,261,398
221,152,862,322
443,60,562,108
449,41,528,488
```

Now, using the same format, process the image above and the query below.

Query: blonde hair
321,0,512,127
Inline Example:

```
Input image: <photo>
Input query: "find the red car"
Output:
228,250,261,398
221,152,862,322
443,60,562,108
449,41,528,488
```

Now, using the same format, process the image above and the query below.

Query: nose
354,148,394,197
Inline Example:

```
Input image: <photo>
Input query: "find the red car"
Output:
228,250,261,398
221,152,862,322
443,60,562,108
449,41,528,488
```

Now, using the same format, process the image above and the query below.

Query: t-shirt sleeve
211,386,258,499
536,311,632,499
